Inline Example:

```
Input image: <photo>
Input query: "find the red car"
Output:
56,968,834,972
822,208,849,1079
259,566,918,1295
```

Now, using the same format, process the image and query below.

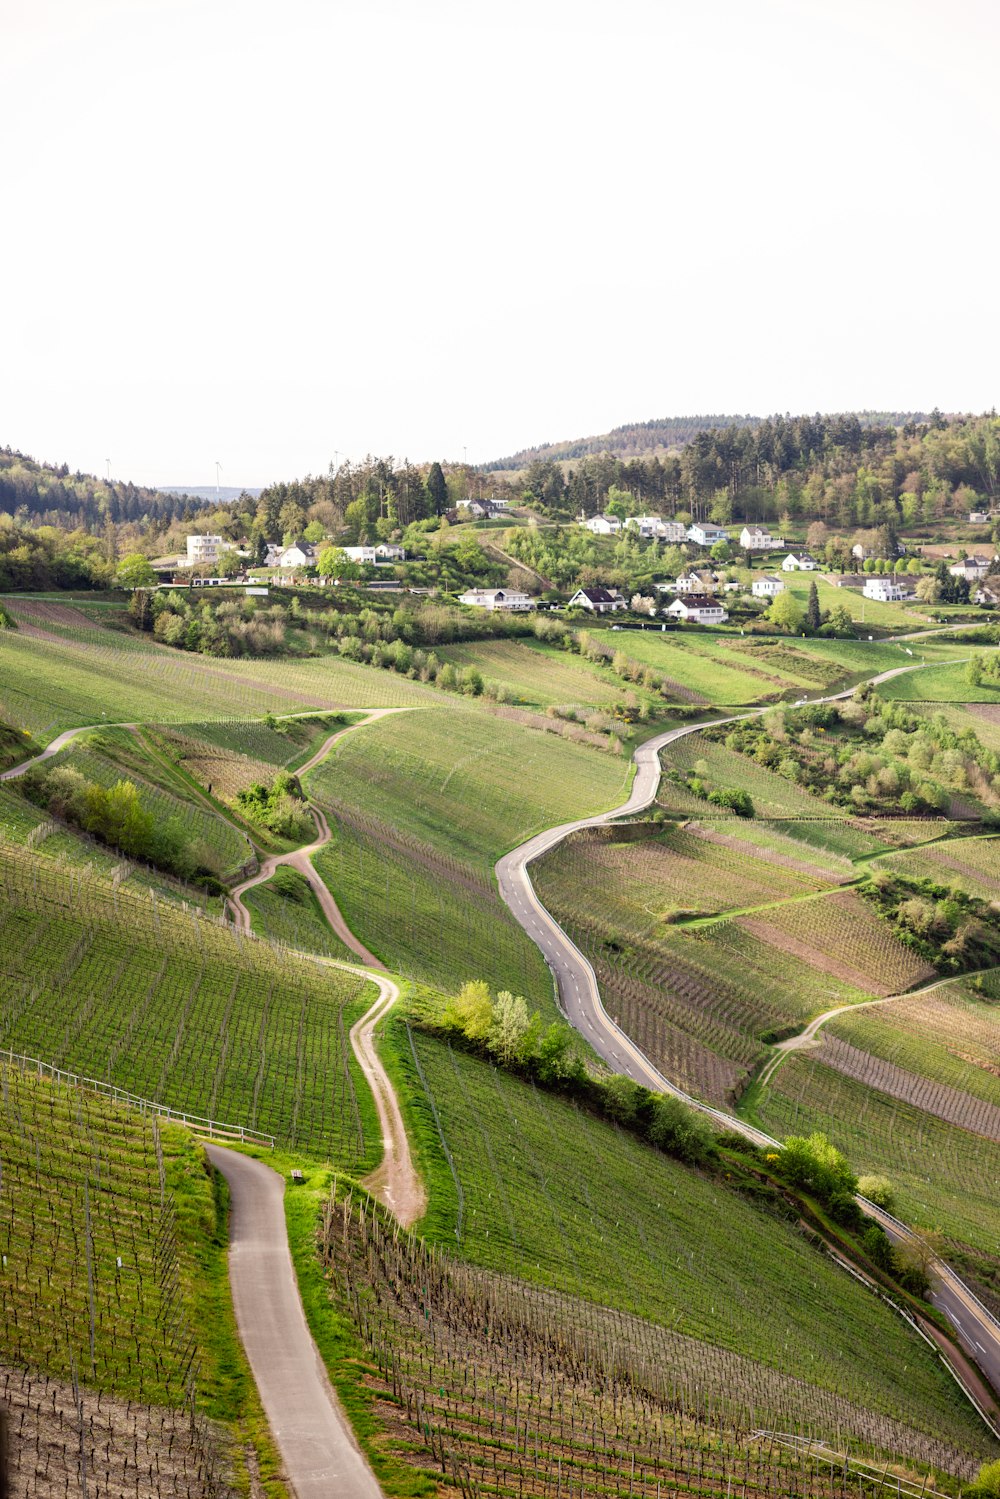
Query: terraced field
388,1024,989,1460
434,637,664,711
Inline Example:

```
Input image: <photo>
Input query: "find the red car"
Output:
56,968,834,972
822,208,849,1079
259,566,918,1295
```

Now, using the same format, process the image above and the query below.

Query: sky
4,0,998,487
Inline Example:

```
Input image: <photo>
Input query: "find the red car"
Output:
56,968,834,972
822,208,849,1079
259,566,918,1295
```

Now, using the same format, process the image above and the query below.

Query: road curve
205,1145,383,1499
0,722,137,781
496,660,1000,1407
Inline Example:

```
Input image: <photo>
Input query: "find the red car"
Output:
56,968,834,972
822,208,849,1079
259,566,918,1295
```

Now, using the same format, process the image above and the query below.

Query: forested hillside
484,410,929,472
516,410,1000,526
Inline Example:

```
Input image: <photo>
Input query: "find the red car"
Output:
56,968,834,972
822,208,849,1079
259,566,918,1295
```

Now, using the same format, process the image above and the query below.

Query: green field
308,701,631,1000
388,1023,988,1455
0,624,434,740
434,636,665,711
873,833,1000,900
0,841,378,1163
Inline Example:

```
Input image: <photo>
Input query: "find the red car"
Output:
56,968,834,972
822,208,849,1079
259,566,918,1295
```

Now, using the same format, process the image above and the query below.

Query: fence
1,1047,275,1148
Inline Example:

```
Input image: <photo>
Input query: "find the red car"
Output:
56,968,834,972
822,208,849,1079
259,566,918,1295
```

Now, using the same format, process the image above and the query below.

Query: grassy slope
384,1021,986,1454
309,701,631,1004
0,625,434,739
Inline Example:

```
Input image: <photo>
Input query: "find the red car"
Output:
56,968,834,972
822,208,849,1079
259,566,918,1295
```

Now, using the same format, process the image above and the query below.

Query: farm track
496,659,1000,1411
206,1144,383,1499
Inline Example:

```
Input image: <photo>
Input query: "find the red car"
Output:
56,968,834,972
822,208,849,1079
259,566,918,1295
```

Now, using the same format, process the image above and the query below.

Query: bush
857,1174,895,1211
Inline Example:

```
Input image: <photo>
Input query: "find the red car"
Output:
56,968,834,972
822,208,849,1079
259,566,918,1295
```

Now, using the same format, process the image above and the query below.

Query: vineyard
313,805,554,1005
317,1193,991,1499
534,842,875,1102
388,1024,987,1446
756,1054,1000,1257
737,890,936,996
239,865,357,961
433,637,661,712
41,734,252,879
533,824,837,931
0,840,377,1163
814,1033,1000,1141
0,1067,239,1496
0,620,433,739
826,984,1000,1108
873,834,1000,901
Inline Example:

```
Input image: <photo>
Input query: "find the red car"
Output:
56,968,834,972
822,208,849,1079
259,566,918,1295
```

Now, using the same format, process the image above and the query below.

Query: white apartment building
186,534,229,564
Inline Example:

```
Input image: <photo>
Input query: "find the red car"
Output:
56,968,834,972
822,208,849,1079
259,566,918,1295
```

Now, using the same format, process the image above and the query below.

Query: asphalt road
496,664,1000,1412
206,1145,383,1499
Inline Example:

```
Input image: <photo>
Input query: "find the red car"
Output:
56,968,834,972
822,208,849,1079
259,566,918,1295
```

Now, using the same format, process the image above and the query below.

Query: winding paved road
206,1145,383,1499
496,661,1000,1411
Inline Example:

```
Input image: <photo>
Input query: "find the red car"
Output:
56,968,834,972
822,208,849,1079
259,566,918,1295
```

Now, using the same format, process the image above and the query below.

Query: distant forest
519,411,1000,527
0,448,214,530
482,411,929,471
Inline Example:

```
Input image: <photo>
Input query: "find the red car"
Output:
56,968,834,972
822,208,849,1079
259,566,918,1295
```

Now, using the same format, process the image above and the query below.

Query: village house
567,587,627,613
662,568,718,595
949,556,992,582
969,511,990,525
582,514,622,535
863,577,912,602
686,522,728,547
665,594,728,624
341,544,406,563
629,516,688,542
186,534,230,564
275,541,317,568
458,587,535,612
974,581,1000,606
782,552,818,571
751,575,785,598
740,526,784,551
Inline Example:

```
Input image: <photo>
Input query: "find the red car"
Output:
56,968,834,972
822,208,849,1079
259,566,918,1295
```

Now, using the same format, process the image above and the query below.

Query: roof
575,587,620,604
757,574,781,583
673,594,720,609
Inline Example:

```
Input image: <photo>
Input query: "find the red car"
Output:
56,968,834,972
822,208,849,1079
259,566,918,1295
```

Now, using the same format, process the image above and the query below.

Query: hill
0,447,215,530
481,410,929,472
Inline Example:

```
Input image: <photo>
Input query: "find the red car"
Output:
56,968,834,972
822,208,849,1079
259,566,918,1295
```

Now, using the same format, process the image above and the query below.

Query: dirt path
755,971,971,1088
205,1145,383,1499
227,708,412,968
347,971,427,1227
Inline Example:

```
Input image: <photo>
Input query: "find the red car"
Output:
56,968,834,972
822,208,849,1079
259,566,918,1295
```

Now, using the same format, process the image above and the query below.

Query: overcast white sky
4,0,998,487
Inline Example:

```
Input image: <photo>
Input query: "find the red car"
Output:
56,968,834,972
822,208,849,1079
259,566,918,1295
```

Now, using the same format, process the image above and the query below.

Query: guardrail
0,1048,275,1148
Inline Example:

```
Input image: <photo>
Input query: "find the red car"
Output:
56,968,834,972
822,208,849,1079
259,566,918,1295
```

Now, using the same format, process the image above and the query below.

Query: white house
341,544,406,564
276,541,318,568
667,569,718,595
665,594,728,625
630,516,688,542
969,512,990,524
782,552,818,571
863,577,912,602
582,514,622,535
264,542,283,566
740,526,785,551
949,556,992,581
751,575,785,598
186,534,230,564
975,582,1000,606
687,522,728,547
629,515,664,538
458,587,534,612
567,587,627,613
